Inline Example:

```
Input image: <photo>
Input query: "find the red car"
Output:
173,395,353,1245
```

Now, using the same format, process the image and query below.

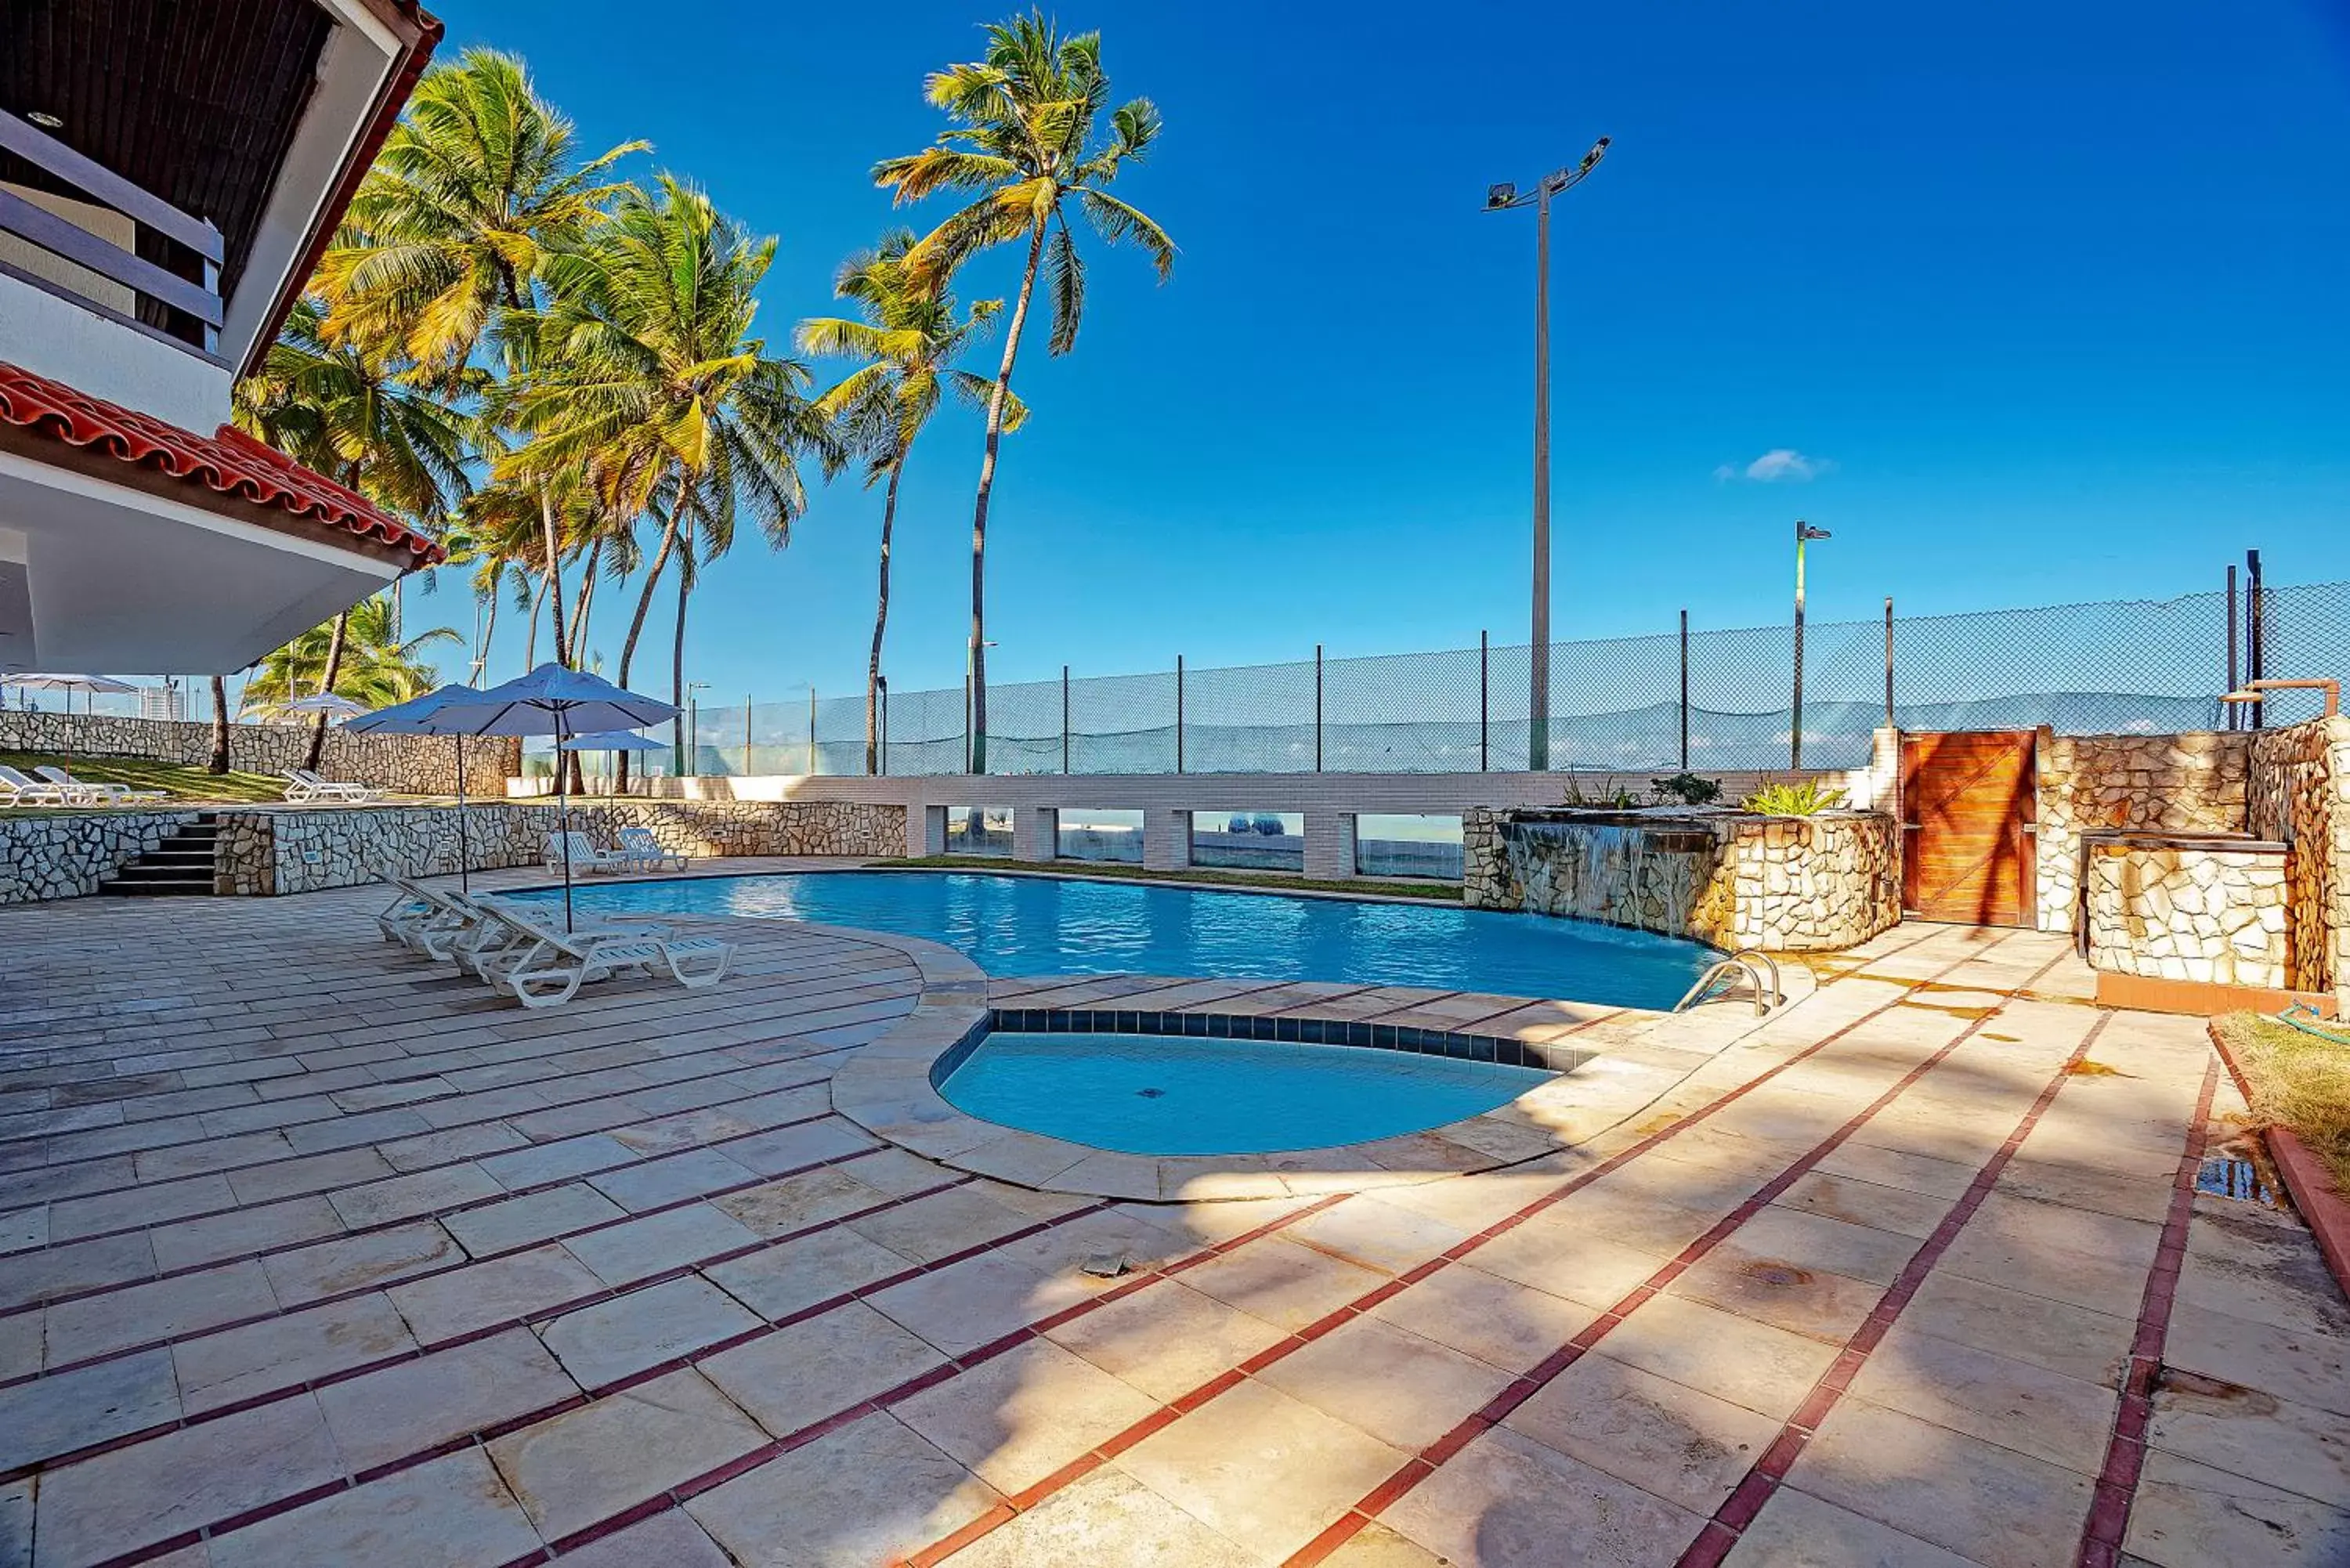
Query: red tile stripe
2073,1055,2222,1568
896,935,2046,1566
1667,1010,2117,1566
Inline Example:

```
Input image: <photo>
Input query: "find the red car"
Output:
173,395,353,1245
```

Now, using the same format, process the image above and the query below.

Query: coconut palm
240,596,462,718
875,12,1173,771
313,48,642,378
799,230,1020,774
498,174,831,782
233,299,470,766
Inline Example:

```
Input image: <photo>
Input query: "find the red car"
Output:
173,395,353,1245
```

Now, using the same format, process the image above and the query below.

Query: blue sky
412,0,2350,707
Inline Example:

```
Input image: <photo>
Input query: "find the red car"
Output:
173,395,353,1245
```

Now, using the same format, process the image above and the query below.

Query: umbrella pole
558,710,573,933
455,740,469,895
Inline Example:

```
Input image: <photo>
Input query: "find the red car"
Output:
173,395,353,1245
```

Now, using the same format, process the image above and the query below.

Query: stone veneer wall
1462,807,1900,952
2034,730,2252,934
2084,842,2290,988
0,810,201,904
215,799,906,896
2247,715,2350,993
0,709,519,797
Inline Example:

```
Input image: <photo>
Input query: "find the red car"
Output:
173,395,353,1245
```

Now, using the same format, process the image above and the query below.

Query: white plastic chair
544,830,629,876
0,765,71,805
615,826,689,873
472,901,731,1009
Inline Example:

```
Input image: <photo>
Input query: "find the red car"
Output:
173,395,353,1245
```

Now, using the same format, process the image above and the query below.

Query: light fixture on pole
1485,134,1610,773
1791,521,1831,768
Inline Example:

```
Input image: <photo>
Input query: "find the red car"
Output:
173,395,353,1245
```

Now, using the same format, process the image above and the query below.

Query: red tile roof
0,359,445,565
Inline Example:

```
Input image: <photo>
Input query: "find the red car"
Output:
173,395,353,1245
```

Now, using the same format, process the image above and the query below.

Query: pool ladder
1673,949,1783,1016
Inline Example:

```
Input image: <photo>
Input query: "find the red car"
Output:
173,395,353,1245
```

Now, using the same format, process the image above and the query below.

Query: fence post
1061,665,1071,775
1314,645,1324,772
743,695,752,776
1479,630,1489,773
2225,565,2240,730
2248,549,2265,728
1883,598,1895,728
1678,609,1690,772
808,688,817,775
1175,655,1184,774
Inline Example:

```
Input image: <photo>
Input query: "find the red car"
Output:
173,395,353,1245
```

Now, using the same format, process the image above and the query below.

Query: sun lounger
471,901,731,1009
615,826,689,873
282,769,384,804
544,831,631,876
0,765,71,806
34,766,167,804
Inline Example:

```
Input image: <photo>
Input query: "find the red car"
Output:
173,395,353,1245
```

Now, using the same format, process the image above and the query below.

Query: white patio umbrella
2,673,137,717
559,730,667,801
345,685,483,891
280,692,371,721
431,666,680,929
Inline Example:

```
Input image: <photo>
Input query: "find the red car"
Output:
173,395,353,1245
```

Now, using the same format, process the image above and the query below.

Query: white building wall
0,272,230,431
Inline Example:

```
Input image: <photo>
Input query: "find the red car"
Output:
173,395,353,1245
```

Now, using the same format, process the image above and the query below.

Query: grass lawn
882,854,1461,903
2214,1011,2350,1194
0,750,288,805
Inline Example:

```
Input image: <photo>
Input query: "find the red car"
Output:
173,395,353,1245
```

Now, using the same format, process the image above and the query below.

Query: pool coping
822,942,1821,1203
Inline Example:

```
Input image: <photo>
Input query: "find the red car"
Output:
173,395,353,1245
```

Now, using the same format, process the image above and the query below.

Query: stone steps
99,816,220,896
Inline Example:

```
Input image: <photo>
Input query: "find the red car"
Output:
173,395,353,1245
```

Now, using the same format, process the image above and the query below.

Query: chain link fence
670,576,2349,779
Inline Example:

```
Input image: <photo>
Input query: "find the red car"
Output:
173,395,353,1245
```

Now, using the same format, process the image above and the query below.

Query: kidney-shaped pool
515,869,1716,1010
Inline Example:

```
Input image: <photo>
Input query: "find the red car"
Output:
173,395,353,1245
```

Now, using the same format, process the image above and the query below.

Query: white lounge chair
282,769,383,804
34,766,166,804
472,902,731,1009
615,827,689,873
544,831,630,876
0,765,71,806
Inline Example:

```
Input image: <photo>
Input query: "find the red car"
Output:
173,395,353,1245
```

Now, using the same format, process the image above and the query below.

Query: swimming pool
520,870,1715,1010
939,1031,1549,1155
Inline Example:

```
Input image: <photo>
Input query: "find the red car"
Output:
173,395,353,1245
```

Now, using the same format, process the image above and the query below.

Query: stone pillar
1013,807,1058,863
1143,808,1191,871
910,804,947,858
1302,811,1357,880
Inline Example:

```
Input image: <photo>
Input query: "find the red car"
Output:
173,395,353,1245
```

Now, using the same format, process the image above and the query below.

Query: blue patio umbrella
559,730,666,800
430,667,680,929
345,685,483,891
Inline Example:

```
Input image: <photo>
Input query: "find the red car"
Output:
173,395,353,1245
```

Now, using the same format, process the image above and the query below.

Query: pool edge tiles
829,1005,1614,1204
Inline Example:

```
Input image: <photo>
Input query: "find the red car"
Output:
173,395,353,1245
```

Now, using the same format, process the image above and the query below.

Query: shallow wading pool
515,869,1717,1010
938,1031,1550,1155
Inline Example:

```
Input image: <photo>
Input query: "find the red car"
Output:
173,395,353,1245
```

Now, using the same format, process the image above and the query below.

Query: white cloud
1715,448,1832,483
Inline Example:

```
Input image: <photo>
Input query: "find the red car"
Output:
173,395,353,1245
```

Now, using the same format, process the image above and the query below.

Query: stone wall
2247,716,2350,993
214,799,907,896
1464,807,1900,953
0,709,519,797
2035,730,2252,934
2085,840,2290,988
0,810,199,903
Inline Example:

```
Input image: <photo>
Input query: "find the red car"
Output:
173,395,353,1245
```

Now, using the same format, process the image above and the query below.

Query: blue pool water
941,1031,1549,1154
519,870,1715,1009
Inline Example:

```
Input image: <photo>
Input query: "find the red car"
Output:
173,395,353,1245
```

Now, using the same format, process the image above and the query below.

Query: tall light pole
1791,522,1831,768
1486,134,1610,773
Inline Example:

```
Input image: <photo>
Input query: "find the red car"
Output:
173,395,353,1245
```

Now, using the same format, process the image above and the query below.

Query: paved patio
2,862,2345,1568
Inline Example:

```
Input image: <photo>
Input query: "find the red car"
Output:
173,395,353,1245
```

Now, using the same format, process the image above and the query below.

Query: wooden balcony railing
0,111,224,359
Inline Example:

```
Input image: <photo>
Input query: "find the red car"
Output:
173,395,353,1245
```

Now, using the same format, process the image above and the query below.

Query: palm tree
500,174,831,785
875,12,1173,771
313,48,642,378
233,300,470,767
208,676,231,774
239,596,462,717
800,230,1019,774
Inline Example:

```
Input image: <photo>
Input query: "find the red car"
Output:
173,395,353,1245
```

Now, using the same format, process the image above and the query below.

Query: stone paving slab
0,873,2342,1568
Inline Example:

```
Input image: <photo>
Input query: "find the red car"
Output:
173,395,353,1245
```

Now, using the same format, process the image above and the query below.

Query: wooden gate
1900,730,2038,927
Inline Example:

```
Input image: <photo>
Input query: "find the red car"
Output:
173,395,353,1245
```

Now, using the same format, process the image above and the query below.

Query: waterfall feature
1499,815,1723,937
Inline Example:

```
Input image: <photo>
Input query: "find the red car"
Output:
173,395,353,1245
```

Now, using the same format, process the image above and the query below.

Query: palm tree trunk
672,525,693,776
964,218,1048,775
568,540,602,658
474,587,498,687
522,572,547,670
303,609,351,771
866,458,905,775
613,518,679,795
538,489,569,668
208,675,230,775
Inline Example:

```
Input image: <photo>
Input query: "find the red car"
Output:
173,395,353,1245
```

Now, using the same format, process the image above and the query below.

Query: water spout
1499,815,1719,937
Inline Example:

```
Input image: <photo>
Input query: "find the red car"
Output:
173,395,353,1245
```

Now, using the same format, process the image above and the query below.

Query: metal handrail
1673,948,1783,1016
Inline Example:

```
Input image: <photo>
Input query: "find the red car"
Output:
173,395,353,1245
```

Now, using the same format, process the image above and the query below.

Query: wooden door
1900,731,2037,927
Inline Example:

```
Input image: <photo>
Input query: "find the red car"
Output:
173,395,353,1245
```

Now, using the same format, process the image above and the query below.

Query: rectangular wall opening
945,806,1014,857
1058,808,1144,863
1355,813,1464,880
1191,811,1303,873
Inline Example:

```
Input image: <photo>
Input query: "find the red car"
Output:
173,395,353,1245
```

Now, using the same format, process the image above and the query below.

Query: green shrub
1650,772,1723,807
1741,780,1847,816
